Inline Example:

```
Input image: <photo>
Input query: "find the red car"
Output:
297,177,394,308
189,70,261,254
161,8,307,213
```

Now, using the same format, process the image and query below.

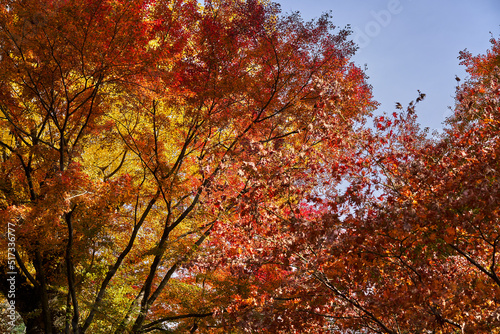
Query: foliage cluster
0,0,499,333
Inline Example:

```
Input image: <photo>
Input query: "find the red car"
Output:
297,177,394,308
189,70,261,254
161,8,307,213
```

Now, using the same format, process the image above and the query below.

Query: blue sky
276,0,500,131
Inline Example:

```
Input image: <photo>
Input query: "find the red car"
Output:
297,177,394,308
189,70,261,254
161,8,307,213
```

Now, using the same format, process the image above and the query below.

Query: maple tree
3,0,497,332
195,39,500,333
337,38,500,333
0,0,376,333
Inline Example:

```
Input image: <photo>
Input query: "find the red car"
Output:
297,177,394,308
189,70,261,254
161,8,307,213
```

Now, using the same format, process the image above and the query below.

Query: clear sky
276,0,500,132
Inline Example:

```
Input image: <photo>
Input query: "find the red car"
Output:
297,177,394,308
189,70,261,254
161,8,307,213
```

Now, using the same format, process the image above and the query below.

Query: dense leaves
348,39,500,333
0,0,375,333
194,39,500,333
1,0,499,333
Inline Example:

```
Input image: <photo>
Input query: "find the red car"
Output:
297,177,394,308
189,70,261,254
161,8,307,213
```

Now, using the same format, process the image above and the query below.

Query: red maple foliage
1,0,498,333
0,0,375,333
197,38,500,333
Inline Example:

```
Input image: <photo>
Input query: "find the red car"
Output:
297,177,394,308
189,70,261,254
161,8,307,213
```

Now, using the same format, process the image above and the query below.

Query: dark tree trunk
0,264,60,334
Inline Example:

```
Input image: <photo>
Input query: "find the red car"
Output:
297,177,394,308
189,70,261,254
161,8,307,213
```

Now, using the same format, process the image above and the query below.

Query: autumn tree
199,37,500,333
0,0,376,333
359,37,500,333
340,37,500,333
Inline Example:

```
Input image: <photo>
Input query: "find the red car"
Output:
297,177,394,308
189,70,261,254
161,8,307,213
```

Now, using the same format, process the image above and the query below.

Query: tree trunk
0,264,60,334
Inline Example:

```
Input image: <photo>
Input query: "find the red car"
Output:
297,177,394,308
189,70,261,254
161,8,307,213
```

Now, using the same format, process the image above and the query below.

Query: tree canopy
0,0,499,333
